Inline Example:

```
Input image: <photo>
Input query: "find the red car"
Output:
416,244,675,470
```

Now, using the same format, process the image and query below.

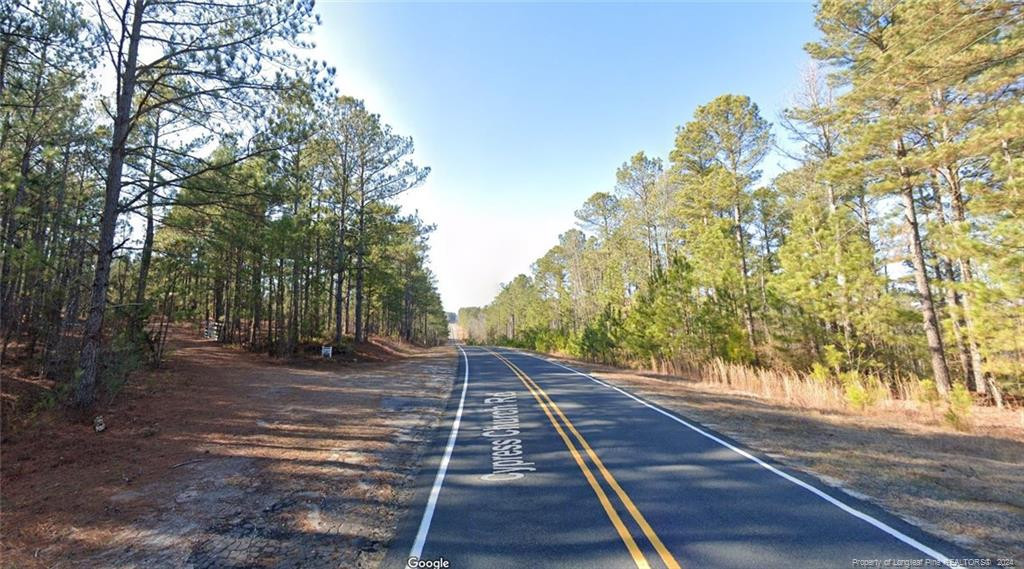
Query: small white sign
321,345,333,358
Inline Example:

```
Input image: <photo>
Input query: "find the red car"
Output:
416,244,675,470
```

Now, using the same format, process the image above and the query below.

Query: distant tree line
460,0,1023,405
0,0,448,409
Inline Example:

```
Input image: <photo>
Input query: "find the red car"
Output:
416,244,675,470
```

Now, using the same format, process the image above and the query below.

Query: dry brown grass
699,358,851,408
593,355,1021,431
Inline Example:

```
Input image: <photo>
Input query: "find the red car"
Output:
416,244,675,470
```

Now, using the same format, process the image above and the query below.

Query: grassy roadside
521,350,1024,563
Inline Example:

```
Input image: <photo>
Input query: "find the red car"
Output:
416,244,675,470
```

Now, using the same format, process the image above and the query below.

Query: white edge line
409,345,470,559
514,349,955,567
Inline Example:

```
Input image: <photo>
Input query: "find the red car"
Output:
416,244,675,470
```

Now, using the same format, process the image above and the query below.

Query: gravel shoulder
533,353,1024,563
1,337,455,568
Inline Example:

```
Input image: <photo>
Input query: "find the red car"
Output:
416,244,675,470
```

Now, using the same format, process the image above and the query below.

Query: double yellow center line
485,348,681,569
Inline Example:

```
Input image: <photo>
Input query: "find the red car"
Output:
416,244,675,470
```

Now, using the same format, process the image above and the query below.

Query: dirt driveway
1,338,455,568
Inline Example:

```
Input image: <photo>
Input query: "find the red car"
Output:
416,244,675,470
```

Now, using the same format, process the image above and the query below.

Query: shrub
823,344,844,374
917,379,940,419
943,383,973,432
840,371,882,410
844,382,870,410
809,362,830,383
94,307,152,400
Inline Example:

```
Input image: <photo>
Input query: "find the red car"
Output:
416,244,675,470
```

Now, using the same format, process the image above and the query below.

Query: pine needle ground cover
0,331,454,568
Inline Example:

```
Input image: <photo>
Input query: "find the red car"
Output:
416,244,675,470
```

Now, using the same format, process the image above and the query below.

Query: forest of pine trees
460,0,1023,405
0,0,448,410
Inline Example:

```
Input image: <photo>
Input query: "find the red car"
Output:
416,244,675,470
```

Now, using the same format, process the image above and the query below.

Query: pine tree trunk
231,251,243,342
733,203,757,358
354,193,366,343
930,178,974,386
289,255,299,350
76,2,145,408
940,259,973,385
931,87,1002,404
134,114,161,308
288,174,301,353
944,166,1001,405
42,149,74,375
214,277,224,324
900,183,951,395
276,258,285,355
266,264,275,353
333,185,347,344
826,183,853,347
308,226,317,336
344,276,351,335
334,268,344,343
249,255,262,347
402,277,412,342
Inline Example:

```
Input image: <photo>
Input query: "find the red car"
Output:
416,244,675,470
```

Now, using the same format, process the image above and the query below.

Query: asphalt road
385,346,977,569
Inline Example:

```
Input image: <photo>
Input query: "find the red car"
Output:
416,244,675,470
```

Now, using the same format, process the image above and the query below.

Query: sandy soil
539,355,1024,563
0,335,455,568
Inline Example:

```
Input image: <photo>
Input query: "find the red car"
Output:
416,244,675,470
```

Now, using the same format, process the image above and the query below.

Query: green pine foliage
462,1,1023,405
0,1,447,409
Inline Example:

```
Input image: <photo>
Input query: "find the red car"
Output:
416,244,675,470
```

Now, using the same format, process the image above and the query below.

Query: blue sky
311,1,820,312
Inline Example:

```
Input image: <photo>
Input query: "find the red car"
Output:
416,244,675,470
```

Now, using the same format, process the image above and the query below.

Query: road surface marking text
481,391,535,481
